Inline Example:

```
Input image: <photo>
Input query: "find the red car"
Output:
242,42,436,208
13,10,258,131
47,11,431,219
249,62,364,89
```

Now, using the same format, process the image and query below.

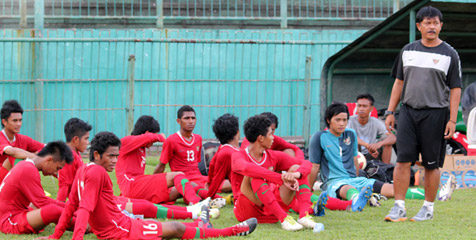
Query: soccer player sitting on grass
0,141,73,235
116,115,205,205
232,114,318,231
241,112,304,158
57,118,91,202
309,103,391,206
156,106,230,207
206,114,241,200
0,100,44,182
46,132,258,240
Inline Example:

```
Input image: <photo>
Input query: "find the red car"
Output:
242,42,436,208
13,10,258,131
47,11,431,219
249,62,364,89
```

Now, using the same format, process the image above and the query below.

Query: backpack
362,160,395,183
361,160,416,186
198,142,220,176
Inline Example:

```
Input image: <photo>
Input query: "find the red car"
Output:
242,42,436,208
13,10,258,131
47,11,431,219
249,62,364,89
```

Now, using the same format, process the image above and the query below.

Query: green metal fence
0,29,364,143
1,0,411,28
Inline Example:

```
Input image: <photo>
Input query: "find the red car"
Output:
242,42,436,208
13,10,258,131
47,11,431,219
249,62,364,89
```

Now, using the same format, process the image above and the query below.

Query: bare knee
162,222,186,239
338,185,354,200
172,222,186,236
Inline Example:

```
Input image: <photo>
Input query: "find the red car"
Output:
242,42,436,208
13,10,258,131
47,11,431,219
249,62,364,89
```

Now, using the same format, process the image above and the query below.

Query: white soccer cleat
209,208,220,219
438,174,457,201
281,215,303,231
297,214,318,229
209,197,226,209
188,197,211,216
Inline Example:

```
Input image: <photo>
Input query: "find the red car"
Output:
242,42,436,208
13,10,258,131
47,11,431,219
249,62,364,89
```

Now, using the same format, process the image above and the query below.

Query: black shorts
396,104,449,169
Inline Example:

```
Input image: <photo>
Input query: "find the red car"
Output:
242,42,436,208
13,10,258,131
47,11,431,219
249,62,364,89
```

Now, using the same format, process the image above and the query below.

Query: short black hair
260,112,279,129
324,102,349,128
356,93,375,106
416,6,443,23
64,118,92,142
213,114,239,145
131,115,160,135
243,115,272,143
37,141,73,164
1,100,23,127
177,105,195,119
89,131,121,162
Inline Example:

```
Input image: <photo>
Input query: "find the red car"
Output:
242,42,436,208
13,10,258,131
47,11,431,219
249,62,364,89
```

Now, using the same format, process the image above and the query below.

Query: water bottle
313,223,325,233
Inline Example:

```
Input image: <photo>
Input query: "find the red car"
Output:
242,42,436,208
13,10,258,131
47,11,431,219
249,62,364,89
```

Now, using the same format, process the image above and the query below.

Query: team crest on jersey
268,166,274,171
433,59,439,64
343,136,351,145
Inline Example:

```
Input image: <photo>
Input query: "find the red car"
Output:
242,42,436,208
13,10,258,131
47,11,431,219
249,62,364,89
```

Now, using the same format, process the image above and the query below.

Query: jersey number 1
186,150,194,162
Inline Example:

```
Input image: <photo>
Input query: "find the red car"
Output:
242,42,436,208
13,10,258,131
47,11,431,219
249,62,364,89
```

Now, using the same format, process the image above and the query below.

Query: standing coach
384,6,462,222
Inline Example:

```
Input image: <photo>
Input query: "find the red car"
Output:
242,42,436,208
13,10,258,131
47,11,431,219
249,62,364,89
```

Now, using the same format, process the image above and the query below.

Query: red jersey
206,144,240,198
160,132,203,180
52,163,132,240
57,149,84,202
116,133,165,195
0,160,65,222
0,130,44,165
241,135,304,160
231,148,311,201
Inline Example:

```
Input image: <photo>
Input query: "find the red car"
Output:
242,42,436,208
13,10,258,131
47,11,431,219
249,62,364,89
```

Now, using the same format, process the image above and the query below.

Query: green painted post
127,55,136,136
20,0,27,28
409,10,416,43
303,56,312,147
280,0,287,29
34,0,44,142
156,0,164,28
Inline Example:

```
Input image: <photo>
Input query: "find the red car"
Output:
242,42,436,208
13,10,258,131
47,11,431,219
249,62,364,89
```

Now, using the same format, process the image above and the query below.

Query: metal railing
1,0,412,28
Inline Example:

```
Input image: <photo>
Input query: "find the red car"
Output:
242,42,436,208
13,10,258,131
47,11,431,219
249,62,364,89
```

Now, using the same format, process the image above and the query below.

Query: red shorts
188,175,208,188
233,184,292,223
124,174,170,204
0,211,37,234
128,219,163,240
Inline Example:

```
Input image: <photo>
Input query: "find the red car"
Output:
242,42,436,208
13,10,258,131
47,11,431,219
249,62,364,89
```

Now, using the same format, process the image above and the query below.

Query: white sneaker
281,215,303,231
209,208,220,219
438,174,457,201
187,197,211,216
209,198,226,209
297,214,318,229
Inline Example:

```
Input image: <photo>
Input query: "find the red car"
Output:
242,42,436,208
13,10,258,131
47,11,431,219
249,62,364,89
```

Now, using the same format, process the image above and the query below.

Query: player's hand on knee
283,179,298,191
369,150,379,158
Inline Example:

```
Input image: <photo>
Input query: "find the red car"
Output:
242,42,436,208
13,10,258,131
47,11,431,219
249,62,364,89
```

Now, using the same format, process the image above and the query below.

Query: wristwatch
384,110,394,117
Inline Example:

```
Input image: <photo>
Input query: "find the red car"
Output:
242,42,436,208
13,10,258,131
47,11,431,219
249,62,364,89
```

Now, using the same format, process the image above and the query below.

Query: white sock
423,200,434,212
192,212,198,219
395,200,405,208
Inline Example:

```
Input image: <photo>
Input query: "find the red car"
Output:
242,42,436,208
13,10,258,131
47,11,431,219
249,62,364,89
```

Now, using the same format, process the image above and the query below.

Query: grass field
2,156,475,239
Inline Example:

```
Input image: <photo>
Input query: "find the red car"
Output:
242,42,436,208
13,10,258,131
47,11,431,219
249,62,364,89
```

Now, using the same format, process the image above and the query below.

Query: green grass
3,156,476,239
